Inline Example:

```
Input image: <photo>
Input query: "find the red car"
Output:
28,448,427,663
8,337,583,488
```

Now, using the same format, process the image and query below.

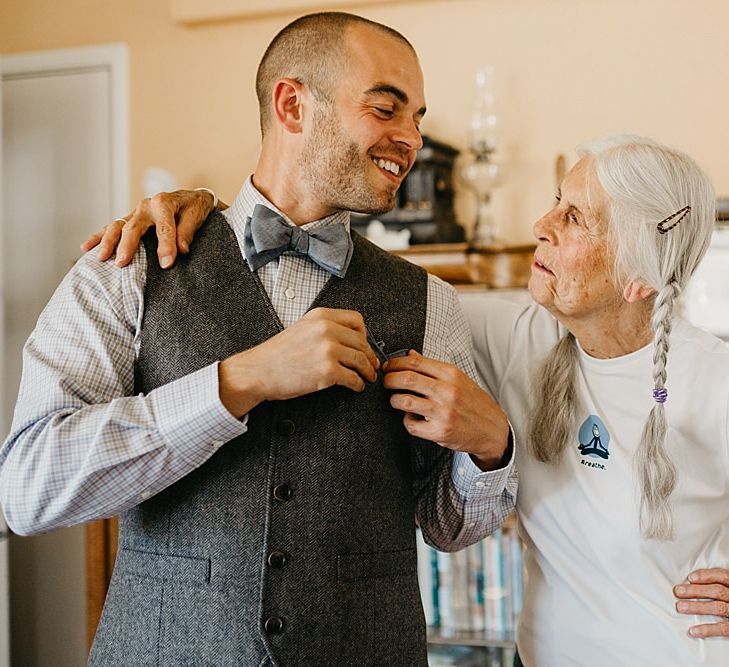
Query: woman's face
528,157,622,322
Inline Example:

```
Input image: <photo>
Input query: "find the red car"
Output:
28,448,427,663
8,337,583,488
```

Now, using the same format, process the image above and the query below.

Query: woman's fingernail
160,255,173,269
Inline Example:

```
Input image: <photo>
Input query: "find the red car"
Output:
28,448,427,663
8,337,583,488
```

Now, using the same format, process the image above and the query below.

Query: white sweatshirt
461,295,729,667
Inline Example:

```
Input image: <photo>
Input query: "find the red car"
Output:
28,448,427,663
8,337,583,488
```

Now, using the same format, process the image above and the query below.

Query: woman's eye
567,211,579,225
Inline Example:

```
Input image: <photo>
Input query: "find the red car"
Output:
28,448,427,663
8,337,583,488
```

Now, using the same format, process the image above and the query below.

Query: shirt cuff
147,362,248,465
451,422,516,501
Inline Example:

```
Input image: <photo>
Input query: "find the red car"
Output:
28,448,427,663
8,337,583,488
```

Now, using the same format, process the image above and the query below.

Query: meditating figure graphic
579,423,610,460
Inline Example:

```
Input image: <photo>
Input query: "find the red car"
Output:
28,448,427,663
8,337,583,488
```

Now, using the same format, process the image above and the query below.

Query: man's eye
567,211,580,225
375,108,394,118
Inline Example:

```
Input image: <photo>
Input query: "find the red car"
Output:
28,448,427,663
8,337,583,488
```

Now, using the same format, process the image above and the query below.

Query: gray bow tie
243,204,354,278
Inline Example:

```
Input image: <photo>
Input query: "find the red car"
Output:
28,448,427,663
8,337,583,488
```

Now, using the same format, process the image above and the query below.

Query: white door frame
2,42,129,217
0,62,8,667
0,42,129,666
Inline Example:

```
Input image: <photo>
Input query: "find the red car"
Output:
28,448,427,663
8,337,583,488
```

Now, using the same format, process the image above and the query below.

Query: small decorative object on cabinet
460,65,506,246
417,516,524,667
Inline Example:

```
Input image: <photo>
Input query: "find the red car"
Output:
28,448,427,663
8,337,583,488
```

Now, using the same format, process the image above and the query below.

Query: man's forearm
0,364,246,534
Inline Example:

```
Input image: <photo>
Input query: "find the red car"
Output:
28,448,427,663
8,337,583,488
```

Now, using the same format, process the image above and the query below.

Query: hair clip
656,205,691,234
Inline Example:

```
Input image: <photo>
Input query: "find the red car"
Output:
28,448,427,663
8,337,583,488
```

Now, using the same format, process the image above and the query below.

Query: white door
1,44,128,667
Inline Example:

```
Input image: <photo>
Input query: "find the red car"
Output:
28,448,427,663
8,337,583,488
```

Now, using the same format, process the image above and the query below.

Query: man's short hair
255,12,414,136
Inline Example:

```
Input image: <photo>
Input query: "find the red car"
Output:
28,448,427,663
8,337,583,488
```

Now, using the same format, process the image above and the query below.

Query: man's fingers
390,391,432,418
338,328,379,372
402,411,438,440
305,307,367,334
347,347,379,384
332,366,367,393
326,341,378,384
384,369,437,397
303,311,379,370
384,350,455,381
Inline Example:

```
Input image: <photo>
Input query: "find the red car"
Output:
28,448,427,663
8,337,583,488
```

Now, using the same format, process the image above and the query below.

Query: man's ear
623,279,656,304
271,78,306,134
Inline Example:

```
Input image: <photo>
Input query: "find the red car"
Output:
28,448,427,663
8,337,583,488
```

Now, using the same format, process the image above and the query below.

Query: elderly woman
89,135,728,665
449,135,729,666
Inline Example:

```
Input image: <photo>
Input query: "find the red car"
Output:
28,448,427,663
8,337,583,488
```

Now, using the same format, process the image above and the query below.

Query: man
0,13,515,666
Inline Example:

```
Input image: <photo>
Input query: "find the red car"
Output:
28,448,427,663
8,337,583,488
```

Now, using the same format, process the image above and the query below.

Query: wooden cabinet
85,519,117,649
395,242,535,288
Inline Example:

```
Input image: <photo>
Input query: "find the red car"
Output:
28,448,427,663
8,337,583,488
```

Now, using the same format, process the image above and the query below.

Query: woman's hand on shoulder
80,189,223,269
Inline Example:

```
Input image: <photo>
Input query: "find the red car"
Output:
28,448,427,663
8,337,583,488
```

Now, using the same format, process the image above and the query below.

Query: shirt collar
223,176,351,239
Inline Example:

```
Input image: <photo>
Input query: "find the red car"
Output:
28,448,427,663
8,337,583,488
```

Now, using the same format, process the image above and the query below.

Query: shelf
395,242,535,288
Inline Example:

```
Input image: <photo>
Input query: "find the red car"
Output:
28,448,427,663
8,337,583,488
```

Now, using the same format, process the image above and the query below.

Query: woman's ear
271,78,306,134
623,279,656,304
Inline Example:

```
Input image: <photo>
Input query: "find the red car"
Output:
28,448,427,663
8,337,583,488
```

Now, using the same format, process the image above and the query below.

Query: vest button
267,550,287,569
277,419,295,436
273,484,293,502
264,616,284,635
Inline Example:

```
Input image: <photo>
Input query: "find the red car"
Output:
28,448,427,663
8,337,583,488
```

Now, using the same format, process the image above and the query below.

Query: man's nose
392,117,423,152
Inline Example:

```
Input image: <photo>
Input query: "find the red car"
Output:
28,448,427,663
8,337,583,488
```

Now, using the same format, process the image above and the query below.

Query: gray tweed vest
88,213,433,666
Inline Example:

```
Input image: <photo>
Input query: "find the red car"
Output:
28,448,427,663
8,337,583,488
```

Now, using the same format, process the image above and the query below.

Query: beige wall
2,0,727,241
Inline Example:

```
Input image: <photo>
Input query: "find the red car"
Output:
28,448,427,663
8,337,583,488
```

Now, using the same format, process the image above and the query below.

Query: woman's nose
533,210,556,242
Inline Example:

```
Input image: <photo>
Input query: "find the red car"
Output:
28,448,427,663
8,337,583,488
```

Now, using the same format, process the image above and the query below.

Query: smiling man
0,12,515,667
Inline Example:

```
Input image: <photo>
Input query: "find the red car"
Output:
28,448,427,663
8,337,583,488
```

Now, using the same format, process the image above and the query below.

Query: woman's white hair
529,134,716,540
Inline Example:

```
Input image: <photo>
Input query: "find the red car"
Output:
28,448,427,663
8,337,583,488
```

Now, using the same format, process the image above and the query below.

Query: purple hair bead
652,387,668,403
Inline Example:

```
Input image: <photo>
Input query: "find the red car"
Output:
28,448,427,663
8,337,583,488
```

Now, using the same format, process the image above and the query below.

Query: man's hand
218,308,380,418
675,568,729,638
80,190,220,269
383,351,510,470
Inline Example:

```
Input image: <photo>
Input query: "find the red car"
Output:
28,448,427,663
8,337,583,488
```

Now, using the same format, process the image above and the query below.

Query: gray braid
529,332,581,463
576,136,715,540
635,280,679,539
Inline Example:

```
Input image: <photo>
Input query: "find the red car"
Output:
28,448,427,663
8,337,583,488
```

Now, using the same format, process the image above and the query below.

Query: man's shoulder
39,244,146,330
73,244,146,288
